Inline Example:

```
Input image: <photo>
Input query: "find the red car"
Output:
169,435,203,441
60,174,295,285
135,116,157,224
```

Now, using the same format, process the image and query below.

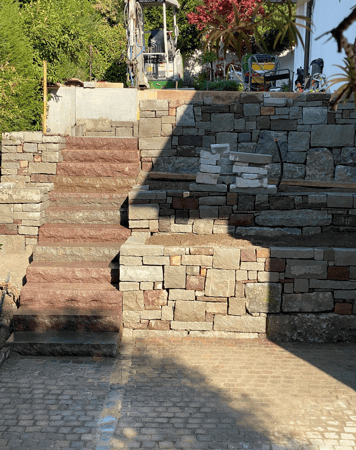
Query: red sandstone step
56,162,139,178
62,149,139,163
39,223,131,243
30,175,136,193
49,191,128,208
65,136,138,151
26,261,120,284
20,283,122,309
12,306,122,332
45,206,124,224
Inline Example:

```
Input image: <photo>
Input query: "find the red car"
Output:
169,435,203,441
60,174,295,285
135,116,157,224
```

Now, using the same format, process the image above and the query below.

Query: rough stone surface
213,248,240,270
306,148,334,181
144,290,168,310
216,132,237,152
285,260,327,279
120,265,163,282
153,157,199,174
214,315,266,332
334,249,356,266
129,204,159,220
245,283,282,313
288,131,310,152
228,297,246,315
256,130,287,162
164,266,186,288
283,292,334,312
268,313,356,342
123,291,144,311
211,114,234,131
335,165,356,182
176,104,195,127
311,125,355,147
255,210,332,227
174,301,206,322
302,107,328,124
205,269,235,297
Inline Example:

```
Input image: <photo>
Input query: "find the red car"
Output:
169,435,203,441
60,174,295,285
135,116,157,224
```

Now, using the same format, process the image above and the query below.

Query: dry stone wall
120,237,356,342
137,92,356,182
128,189,356,237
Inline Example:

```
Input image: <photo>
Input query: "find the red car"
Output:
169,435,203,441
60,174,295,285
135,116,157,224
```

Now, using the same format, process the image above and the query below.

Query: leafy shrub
0,0,42,134
193,79,243,91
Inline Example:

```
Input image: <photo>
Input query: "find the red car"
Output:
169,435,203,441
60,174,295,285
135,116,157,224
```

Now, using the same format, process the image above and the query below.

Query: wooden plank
147,172,196,181
269,178,356,189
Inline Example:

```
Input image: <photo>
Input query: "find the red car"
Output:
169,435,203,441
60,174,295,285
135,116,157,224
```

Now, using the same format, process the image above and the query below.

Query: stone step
12,307,122,332
49,191,128,208
33,242,122,262
56,162,140,178
62,149,140,163
30,175,136,193
66,136,138,151
20,282,122,308
7,331,120,357
39,223,130,243
45,206,126,224
26,261,120,284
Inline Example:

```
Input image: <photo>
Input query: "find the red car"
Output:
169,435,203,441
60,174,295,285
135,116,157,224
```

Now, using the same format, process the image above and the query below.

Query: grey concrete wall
47,87,138,135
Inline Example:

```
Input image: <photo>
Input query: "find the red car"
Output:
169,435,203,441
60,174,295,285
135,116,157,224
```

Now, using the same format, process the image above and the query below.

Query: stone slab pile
120,239,356,342
0,182,52,246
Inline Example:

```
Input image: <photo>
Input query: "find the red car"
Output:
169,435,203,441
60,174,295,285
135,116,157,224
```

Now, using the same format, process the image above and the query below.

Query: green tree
0,0,42,133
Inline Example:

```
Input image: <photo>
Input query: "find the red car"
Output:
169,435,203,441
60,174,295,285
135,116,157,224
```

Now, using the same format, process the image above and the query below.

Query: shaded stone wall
128,190,356,238
120,238,356,342
137,91,356,182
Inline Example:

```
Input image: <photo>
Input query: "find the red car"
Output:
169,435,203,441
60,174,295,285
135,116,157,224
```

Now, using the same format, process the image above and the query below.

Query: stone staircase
8,137,139,356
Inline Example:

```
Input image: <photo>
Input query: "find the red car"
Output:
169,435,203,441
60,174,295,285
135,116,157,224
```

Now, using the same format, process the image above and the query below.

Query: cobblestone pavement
0,338,356,450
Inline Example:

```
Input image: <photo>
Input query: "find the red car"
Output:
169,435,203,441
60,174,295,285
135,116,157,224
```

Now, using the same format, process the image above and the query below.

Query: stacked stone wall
120,238,356,342
128,190,356,237
137,92,356,183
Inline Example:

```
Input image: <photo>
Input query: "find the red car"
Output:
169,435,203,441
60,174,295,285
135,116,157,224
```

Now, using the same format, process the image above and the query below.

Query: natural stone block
302,107,328,124
288,131,309,152
294,278,309,293
335,303,353,314
211,114,234,131
267,314,356,342
335,165,356,182
265,258,285,272
327,266,349,281
311,125,355,147
228,297,245,315
129,204,159,220
123,291,144,311
334,249,356,266
0,204,13,224
214,315,266,332
174,301,206,322
205,269,235,297
306,148,334,181
140,99,168,111
176,104,195,126
245,283,282,313
120,282,140,291
171,321,212,331
144,290,168,310
264,97,287,107
270,247,315,259
193,220,213,235
182,255,212,266
216,133,237,152
29,162,56,174
285,260,327,279
143,256,170,265
327,193,353,208
256,210,332,227
164,266,186,288
139,118,162,137
120,266,163,282
139,137,171,150
186,276,205,291
283,292,333,312
206,302,227,315
213,248,240,270
169,289,195,301
120,244,163,257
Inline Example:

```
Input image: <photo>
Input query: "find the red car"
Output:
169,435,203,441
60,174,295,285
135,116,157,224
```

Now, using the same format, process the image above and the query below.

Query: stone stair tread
7,331,120,357
35,242,123,248
62,149,139,163
46,206,124,212
22,282,120,291
27,261,120,283
29,261,119,268
57,162,140,178
13,306,122,315
66,136,138,151
40,223,129,230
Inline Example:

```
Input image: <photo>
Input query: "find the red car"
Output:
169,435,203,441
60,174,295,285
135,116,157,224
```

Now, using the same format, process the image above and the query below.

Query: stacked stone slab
230,152,277,194
119,239,356,342
0,182,51,246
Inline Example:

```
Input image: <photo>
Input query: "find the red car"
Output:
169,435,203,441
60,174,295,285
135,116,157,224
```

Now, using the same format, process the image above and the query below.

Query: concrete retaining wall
120,237,356,342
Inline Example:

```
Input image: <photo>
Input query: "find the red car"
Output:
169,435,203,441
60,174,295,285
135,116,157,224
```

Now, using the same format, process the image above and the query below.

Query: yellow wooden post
43,60,47,134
